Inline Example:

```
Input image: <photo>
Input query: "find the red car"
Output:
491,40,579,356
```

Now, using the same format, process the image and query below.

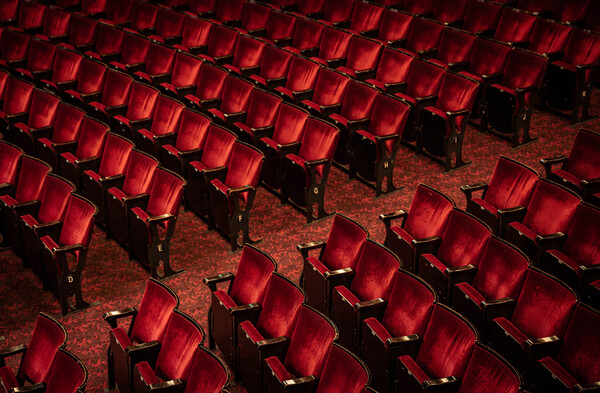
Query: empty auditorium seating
0,76,35,133
284,16,324,56
38,6,71,43
0,0,18,26
128,0,159,34
107,31,150,75
232,88,282,144
190,0,216,18
133,42,176,86
336,35,383,80
458,344,523,393
300,68,350,118
365,47,414,94
158,51,203,100
109,82,160,140
526,19,572,60
64,13,98,52
204,244,276,365
348,2,384,37
86,68,134,123
104,0,132,27
273,55,320,103
237,1,269,36
361,270,436,393
197,24,239,65
260,9,296,46
183,62,228,111
148,6,184,44
174,15,212,54
104,278,179,393
310,25,352,68
314,343,372,393
61,57,107,107
215,0,244,26
402,17,444,59
206,75,254,127
248,44,292,90
554,0,592,25
461,0,502,37
322,0,354,27
86,22,124,63
0,312,67,393
428,28,476,71
432,0,468,26
14,37,56,82
133,95,185,157
39,348,88,393
493,8,537,48
17,1,45,33
223,34,265,78
39,46,83,95
0,141,22,198
375,9,412,48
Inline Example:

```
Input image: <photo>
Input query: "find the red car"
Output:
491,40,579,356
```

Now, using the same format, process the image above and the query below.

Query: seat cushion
334,285,361,307
136,361,160,385
306,256,329,275
265,356,294,382
538,356,578,389
0,366,19,391
493,317,529,346
238,320,264,343
471,197,499,217
111,326,133,350
508,222,538,241
363,317,392,346
398,355,429,384
214,290,238,309
454,282,485,308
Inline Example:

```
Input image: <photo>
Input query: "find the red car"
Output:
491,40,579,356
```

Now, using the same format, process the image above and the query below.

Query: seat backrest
345,36,383,72
462,0,502,35
184,346,230,393
404,184,455,240
271,103,309,145
215,0,244,24
291,17,324,52
315,343,370,393
320,213,369,272
323,0,354,24
130,278,179,344
18,1,45,30
94,22,124,57
381,270,436,338
375,48,414,84
284,55,320,92
28,89,60,129
245,89,282,129
195,62,228,100
416,304,477,379
339,81,378,122
51,103,85,144
228,245,276,306
101,69,133,107
436,28,476,67
458,344,521,393
240,2,269,31
527,19,572,56
145,42,175,77
298,117,339,177
264,9,295,42
466,37,511,78
155,7,184,38
297,0,325,16
522,179,581,236
119,32,150,67
501,49,548,90
74,117,108,160
494,8,537,44
121,150,158,196
484,156,539,210
257,44,292,80
232,34,265,69
174,109,211,152
404,59,445,99
561,203,600,267
432,0,468,25
76,57,107,95
437,209,491,269
0,141,22,187
0,0,18,23
472,236,529,301
130,0,158,31
42,6,70,38
154,310,204,381
284,305,338,378
200,125,237,169
350,2,384,35
150,95,185,136
51,47,82,85
564,128,600,181
181,15,212,50
403,0,435,15
555,0,592,23
219,76,253,115
171,52,203,89
26,38,56,73
81,0,107,15
67,13,98,48
126,82,160,121
350,239,401,302
406,17,444,54
224,142,264,195
13,156,51,204
106,0,132,25
44,349,87,393
3,77,34,116
311,68,350,107
555,303,600,384
317,26,352,61
36,174,74,225
57,193,96,248
19,313,67,384
256,273,305,340
145,167,185,218
435,72,479,130
207,24,238,59
366,94,411,154
377,8,412,44
512,268,577,339
97,132,134,178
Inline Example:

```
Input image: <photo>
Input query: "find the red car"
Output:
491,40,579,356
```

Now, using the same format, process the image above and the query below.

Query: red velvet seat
179,346,230,393
63,13,97,52
539,202,600,294
314,343,371,393
516,0,554,16
184,124,236,218
432,0,468,26
148,7,184,45
38,6,70,43
128,0,158,34
183,62,228,111
215,0,244,26
11,88,60,155
237,2,270,36
34,102,86,170
190,0,216,17
365,47,414,94
261,305,338,393
133,42,175,86
109,82,160,140
85,22,124,63
208,141,264,251
273,55,320,103
106,31,150,76
0,155,50,249
232,88,282,144
158,52,203,100
281,117,339,222
61,57,107,108
394,304,478,393
428,28,475,72
483,49,548,146
0,313,67,393
361,270,436,393
133,310,204,393
300,68,350,118
58,117,108,191
284,17,324,57
237,272,305,390
458,344,522,393
293,0,325,18
401,0,435,16
418,208,492,303
402,17,444,59
0,140,22,198
526,19,572,60
248,44,293,90
32,348,87,393
541,128,600,200
348,2,384,37
14,37,56,83
329,80,378,165
554,0,592,24
204,244,276,365
173,15,211,55
451,236,530,337
394,59,445,144
260,9,296,47
504,178,582,261
331,239,402,352
543,29,600,124
86,68,134,123
310,25,352,68
0,0,18,26
39,46,83,95
322,0,354,27
0,69,8,107
380,183,455,273
488,267,578,377
0,77,35,134
534,303,600,393
206,75,254,127
417,71,480,171
493,8,537,47
104,278,179,393
197,24,239,66
39,193,97,315
105,149,158,247
104,0,133,27
80,132,134,225
17,1,45,34
222,34,265,78
133,95,185,158
461,0,502,37
375,9,412,48
257,102,309,191
336,35,383,80
159,109,211,176
348,93,411,196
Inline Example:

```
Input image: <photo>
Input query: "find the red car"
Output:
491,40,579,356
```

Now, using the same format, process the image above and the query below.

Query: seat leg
208,308,215,349
107,347,115,390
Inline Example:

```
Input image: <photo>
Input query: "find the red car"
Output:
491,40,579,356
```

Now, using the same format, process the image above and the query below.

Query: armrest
147,379,185,393
223,111,246,125
526,335,562,362
203,272,234,292
99,174,125,189
581,178,600,201
28,125,54,141
277,141,301,157
296,240,325,259
379,209,408,230
319,103,342,118
281,375,318,390
345,118,370,133
543,51,563,62
291,88,313,103
387,38,406,48
126,340,161,366
447,60,469,72
482,298,517,322
385,81,407,94
418,48,437,60
264,76,286,89
447,264,478,286
575,381,600,393
214,54,234,66
326,57,346,69
299,47,319,58
536,232,566,254
228,185,254,197
0,344,26,366
422,376,460,392
356,298,387,321
354,68,376,81
146,214,174,226
256,336,290,361
33,220,62,240
11,383,46,393
387,334,421,359
53,243,85,255
122,193,149,211
250,125,274,141
481,72,503,84
446,109,470,118
304,158,329,168
497,206,527,230
412,236,442,257
576,62,600,71
103,306,138,329
460,182,488,201
324,267,354,280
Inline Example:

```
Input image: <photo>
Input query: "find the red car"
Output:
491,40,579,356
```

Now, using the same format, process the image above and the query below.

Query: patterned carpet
1,92,599,392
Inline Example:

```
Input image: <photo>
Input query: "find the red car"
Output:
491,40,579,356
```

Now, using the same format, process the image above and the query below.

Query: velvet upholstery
337,36,383,79
206,75,253,126
151,7,184,43
0,77,34,130
300,68,349,116
322,0,354,26
262,9,295,45
248,44,292,90
106,278,178,393
0,312,66,392
63,57,107,107
110,82,160,140
403,18,444,58
158,52,202,101
331,239,401,351
17,1,45,32
527,19,572,58
128,0,158,32
109,32,149,75
185,125,236,218
134,42,175,85
0,0,18,25
382,183,454,273
361,270,436,393
40,6,70,42
489,268,578,374
402,0,435,15
458,344,522,393
40,47,82,94
0,141,22,194
64,14,97,51
376,9,413,47
105,0,132,25
11,89,60,155
312,26,352,66
286,17,324,55
237,273,305,392
238,2,269,34
42,349,87,393
215,0,244,25
349,2,383,36
0,28,30,66
365,48,414,93
493,8,537,47
430,28,476,71
177,16,212,54
233,88,282,144
183,346,230,393
315,343,370,393
87,69,133,122
463,156,539,235
461,0,502,36
395,304,478,393
205,244,276,365
89,23,124,61
432,0,468,26
134,95,185,157
224,34,265,77
208,142,264,250
200,24,238,65
184,62,228,110
273,55,320,102
18,38,56,80
554,0,592,23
